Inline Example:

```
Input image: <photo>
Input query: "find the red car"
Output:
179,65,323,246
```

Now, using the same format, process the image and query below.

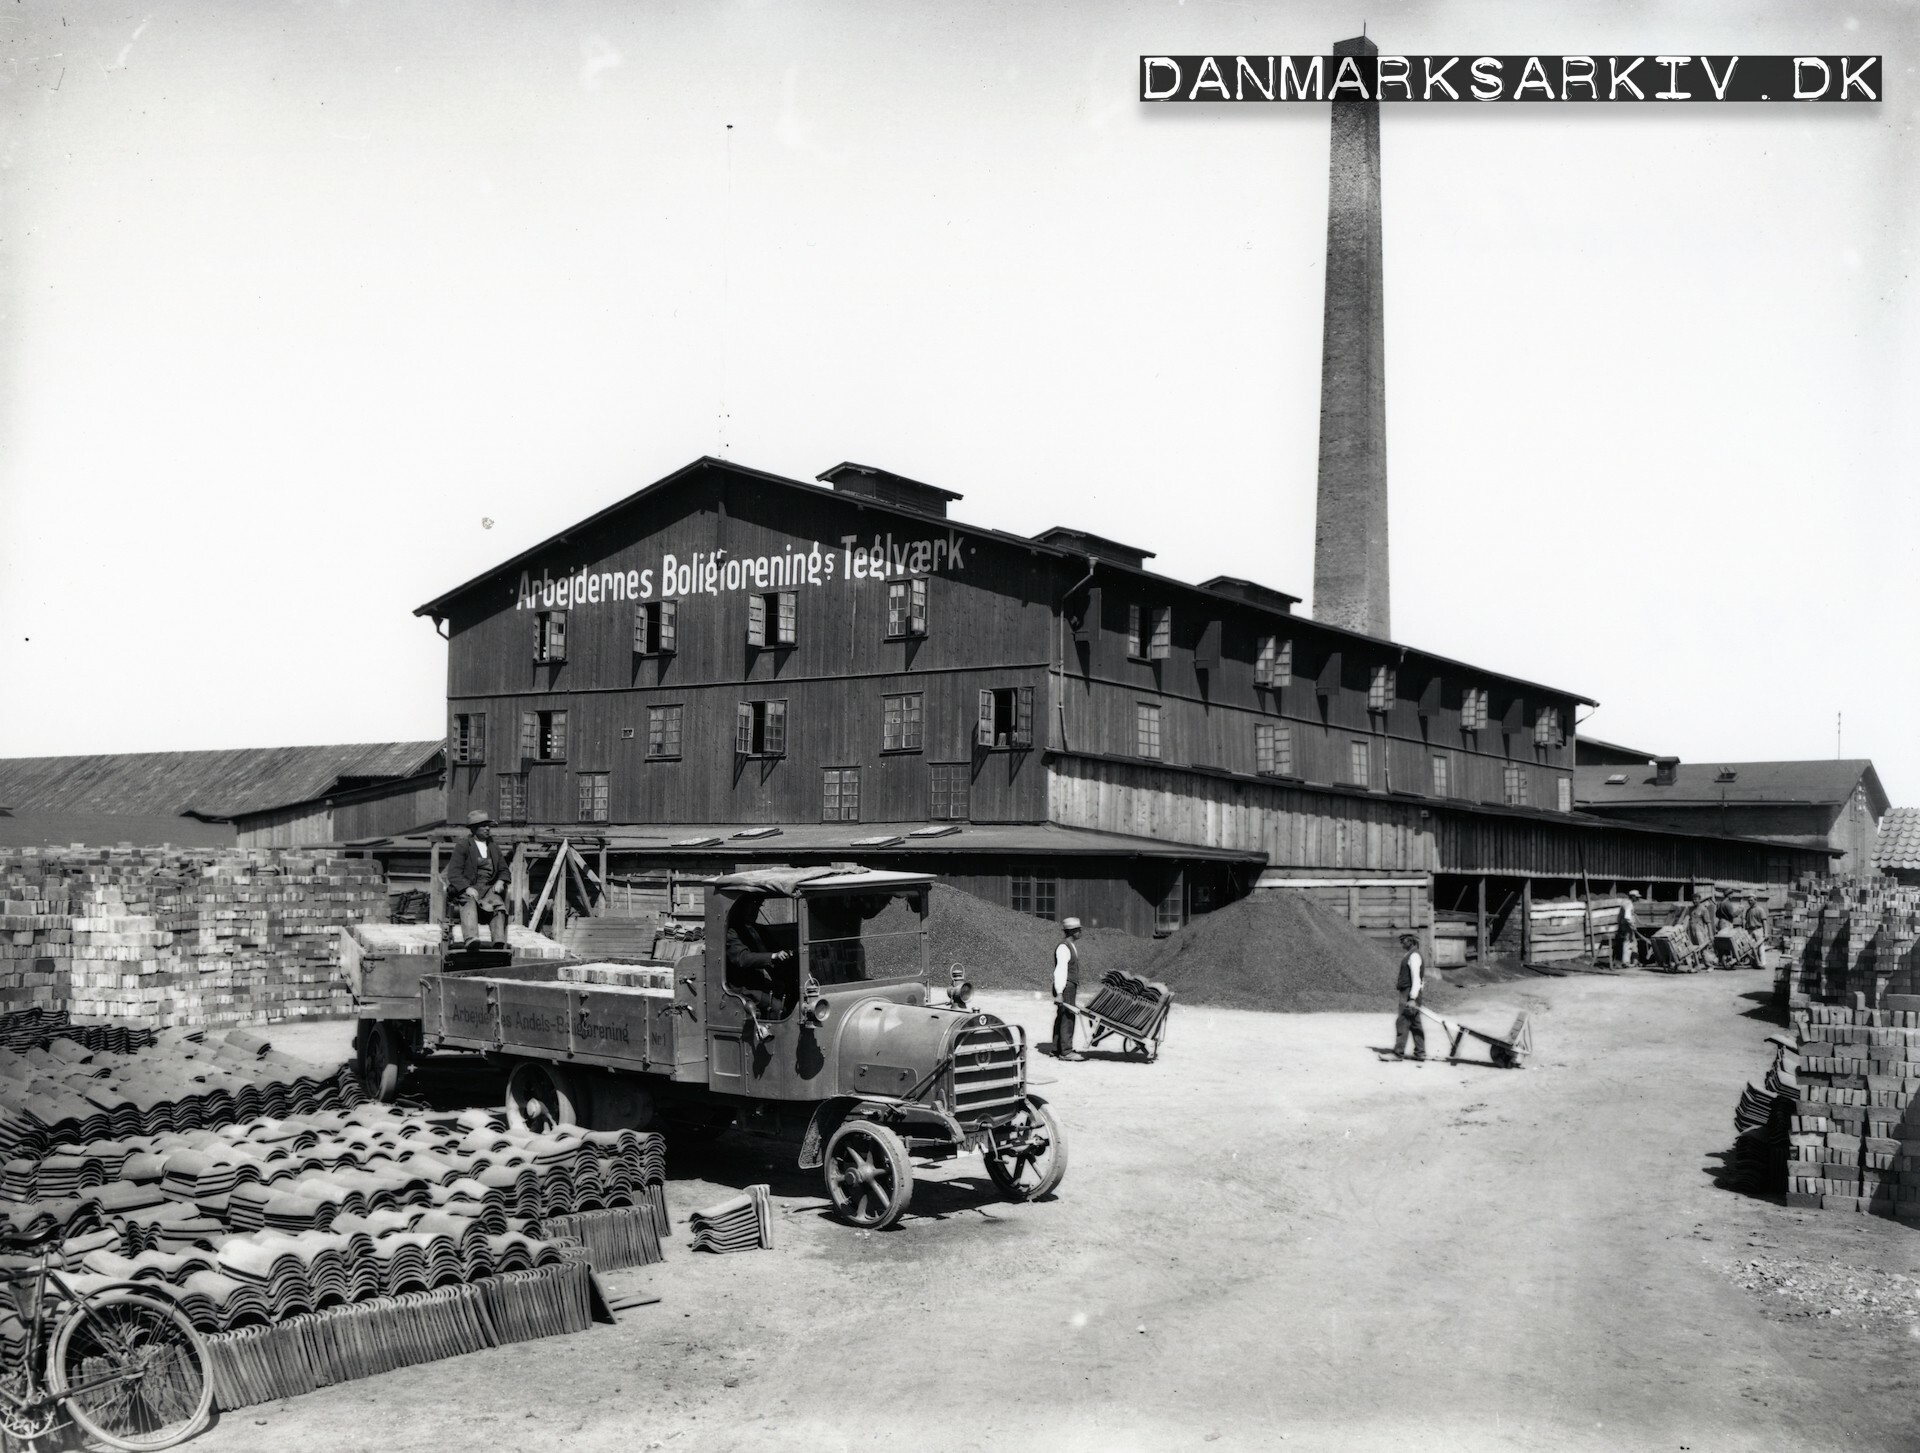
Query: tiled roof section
0,743,443,820
1874,807,1920,871
1574,759,1888,816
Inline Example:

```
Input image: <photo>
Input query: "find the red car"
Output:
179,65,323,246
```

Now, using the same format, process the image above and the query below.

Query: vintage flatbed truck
414,866,1067,1230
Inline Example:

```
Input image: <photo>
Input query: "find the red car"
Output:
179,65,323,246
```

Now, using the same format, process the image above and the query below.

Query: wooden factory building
413,457,1830,941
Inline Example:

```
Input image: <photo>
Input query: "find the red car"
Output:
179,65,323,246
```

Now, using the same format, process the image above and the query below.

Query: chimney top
1653,756,1680,787
1332,34,1379,57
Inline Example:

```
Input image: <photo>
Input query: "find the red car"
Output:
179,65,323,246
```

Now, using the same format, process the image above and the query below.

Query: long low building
408,456,1830,942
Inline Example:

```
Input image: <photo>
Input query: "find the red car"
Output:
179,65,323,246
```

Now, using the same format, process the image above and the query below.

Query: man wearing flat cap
446,808,508,945
1051,917,1086,1061
1393,932,1427,1062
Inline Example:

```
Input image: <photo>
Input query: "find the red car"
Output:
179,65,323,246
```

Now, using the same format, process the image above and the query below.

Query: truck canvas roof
711,866,936,897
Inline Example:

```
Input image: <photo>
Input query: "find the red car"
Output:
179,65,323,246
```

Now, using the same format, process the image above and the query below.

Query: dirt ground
198,974,1920,1453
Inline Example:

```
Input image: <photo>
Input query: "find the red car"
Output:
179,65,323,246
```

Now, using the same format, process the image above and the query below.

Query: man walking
1052,917,1085,1061
1617,890,1641,966
445,809,508,945
1393,932,1427,1062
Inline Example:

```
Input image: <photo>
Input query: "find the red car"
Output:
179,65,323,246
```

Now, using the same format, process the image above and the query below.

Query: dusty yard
203,975,1920,1453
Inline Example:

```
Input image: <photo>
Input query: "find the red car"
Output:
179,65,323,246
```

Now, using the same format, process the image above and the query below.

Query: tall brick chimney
1311,33,1390,639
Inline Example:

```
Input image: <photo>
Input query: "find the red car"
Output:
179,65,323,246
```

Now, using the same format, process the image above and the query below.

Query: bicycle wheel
48,1290,213,1451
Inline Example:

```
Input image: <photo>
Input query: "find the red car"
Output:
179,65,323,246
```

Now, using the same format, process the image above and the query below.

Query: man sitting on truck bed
725,896,798,1021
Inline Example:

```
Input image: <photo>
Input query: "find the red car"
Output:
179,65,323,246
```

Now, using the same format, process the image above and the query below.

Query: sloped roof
1575,759,1888,816
1874,807,1920,871
0,742,443,820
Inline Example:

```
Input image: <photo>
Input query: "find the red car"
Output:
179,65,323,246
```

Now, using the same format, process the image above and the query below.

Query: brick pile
1778,875,1920,1006
1,847,387,1030
1780,995,1920,1219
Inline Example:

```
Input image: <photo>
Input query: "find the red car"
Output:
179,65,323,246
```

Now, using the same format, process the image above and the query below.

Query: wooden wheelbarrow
1417,1005,1533,1069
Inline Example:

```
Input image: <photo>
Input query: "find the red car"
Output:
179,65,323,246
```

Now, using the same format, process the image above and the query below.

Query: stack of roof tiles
0,1066,667,1412
689,1185,772,1253
0,846,387,1030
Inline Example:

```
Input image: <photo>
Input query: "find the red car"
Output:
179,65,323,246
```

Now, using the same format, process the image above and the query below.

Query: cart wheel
361,1021,406,1103
505,1060,581,1132
824,1120,914,1230
982,1096,1068,1202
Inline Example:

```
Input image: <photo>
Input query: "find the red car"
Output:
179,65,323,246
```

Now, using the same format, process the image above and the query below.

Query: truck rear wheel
825,1121,914,1231
505,1060,581,1133
983,1097,1067,1202
359,1021,406,1104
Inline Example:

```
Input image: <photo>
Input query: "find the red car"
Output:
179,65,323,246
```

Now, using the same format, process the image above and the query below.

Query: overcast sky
2,0,1914,801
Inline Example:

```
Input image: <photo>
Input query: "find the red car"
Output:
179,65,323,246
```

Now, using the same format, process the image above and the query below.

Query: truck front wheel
824,1121,914,1231
982,1097,1067,1202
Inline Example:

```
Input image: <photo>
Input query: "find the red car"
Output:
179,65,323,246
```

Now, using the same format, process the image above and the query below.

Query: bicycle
0,1226,213,1451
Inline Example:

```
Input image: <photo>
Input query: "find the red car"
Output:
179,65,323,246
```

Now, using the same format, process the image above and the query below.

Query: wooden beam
527,840,570,935
1521,878,1533,962
1476,876,1487,964
429,842,444,925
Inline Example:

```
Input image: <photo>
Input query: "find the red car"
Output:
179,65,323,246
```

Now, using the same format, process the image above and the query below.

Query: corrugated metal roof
1573,759,1888,815
1874,807,1920,871
0,742,444,819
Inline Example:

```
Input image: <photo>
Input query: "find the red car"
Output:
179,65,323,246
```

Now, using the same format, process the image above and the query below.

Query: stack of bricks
0,847,387,1031
1778,875,1920,1006
1784,994,1920,1220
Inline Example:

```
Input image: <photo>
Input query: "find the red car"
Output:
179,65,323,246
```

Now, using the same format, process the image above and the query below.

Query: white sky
2,1,1914,801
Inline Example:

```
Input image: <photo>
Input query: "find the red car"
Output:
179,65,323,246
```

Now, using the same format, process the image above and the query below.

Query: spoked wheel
824,1121,913,1230
359,1021,406,1103
504,1060,581,1133
982,1096,1068,1202
48,1291,213,1451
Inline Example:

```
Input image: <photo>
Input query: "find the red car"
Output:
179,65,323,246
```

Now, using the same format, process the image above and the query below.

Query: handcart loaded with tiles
417,867,1068,1231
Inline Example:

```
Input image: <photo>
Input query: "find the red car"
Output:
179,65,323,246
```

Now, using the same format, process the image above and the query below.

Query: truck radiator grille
948,1021,1023,1124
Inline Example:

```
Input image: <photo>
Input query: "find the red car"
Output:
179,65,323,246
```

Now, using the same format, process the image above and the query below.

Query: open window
453,713,486,765
533,610,567,664
635,600,677,656
976,687,1034,749
521,709,567,762
887,578,928,638
747,592,797,648
735,700,788,757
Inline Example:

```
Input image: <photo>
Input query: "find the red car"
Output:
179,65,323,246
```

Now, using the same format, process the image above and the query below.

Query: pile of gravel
925,883,1400,1013
927,885,1152,994
1140,889,1403,1013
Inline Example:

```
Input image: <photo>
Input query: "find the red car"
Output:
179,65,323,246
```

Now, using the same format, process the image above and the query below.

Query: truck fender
799,1096,890,1170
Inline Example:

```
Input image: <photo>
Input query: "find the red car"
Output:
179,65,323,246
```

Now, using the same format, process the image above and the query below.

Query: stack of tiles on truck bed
0,1066,669,1411
1,845,387,1029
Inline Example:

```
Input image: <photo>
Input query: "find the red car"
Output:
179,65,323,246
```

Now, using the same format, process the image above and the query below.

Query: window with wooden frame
1154,873,1185,936
1255,722,1292,777
1126,604,1143,659
1556,775,1572,813
577,772,609,823
735,700,787,757
747,591,798,648
1135,702,1162,759
1503,763,1529,806
1148,607,1172,661
1533,706,1565,750
976,688,1034,749
882,692,924,753
520,709,567,762
1254,635,1293,688
1461,687,1489,732
1368,666,1396,714
453,713,486,765
634,600,677,656
1431,754,1450,797
821,767,861,822
928,763,969,821
495,772,527,825
533,610,567,664
1009,873,1057,921
887,578,929,638
646,705,683,760
1348,739,1371,788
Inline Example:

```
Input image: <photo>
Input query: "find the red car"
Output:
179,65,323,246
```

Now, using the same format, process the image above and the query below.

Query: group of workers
1617,887,1770,967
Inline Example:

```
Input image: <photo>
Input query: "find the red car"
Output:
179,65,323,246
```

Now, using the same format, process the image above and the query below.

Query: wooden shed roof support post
1476,876,1487,965
429,842,444,925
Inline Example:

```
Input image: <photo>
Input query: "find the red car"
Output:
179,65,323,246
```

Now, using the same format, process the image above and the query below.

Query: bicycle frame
1,1249,167,1414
